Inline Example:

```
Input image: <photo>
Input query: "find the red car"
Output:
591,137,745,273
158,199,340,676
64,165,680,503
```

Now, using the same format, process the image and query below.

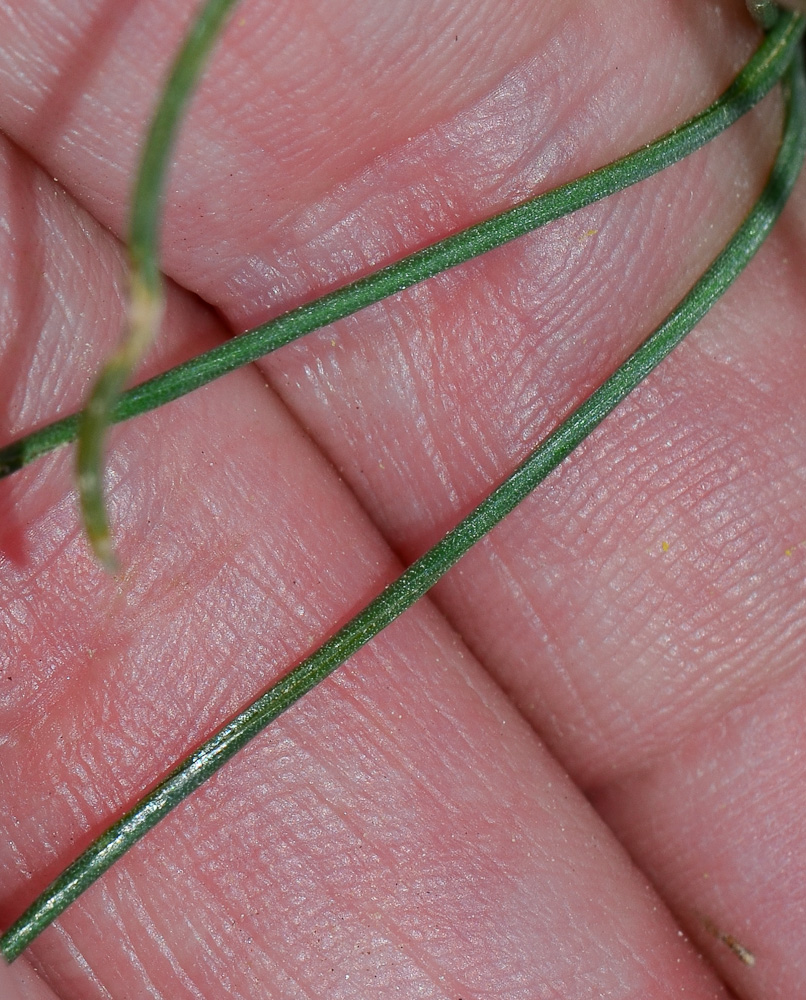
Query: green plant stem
0,13,802,481
75,0,241,569
2,42,804,967
128,0,241,290
747,1,782,29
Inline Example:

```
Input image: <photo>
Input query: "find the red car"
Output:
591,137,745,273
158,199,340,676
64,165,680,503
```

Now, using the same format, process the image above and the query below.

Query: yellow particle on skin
785,548,793,557
702,915,756,967
661,540,670,553
721,934,756,967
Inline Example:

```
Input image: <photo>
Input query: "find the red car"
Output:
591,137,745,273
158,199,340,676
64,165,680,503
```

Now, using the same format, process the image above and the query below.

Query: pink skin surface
0,0,805,997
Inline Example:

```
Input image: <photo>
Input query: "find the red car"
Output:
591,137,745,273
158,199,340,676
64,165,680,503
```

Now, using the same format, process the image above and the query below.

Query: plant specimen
0,2,805,997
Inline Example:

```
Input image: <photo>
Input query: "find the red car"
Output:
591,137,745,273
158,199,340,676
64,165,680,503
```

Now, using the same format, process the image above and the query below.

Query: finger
0,955,60,1000
0,136,727,996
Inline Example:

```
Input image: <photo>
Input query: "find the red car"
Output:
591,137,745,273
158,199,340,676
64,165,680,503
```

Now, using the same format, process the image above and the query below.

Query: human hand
1,1,804,997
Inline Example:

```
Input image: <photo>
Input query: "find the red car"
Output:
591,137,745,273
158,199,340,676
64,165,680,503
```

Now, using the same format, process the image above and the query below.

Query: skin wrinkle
592,666,806,994
262,802,454,994
0,0,561,265
109,873,210,997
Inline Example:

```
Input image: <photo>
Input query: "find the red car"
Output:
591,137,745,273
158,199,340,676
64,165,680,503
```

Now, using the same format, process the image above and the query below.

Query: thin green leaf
75,0,241,570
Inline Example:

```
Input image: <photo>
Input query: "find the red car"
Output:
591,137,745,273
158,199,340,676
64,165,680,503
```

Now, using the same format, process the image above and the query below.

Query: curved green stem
2,40,803,967
75,0,241,569
1,13,802,482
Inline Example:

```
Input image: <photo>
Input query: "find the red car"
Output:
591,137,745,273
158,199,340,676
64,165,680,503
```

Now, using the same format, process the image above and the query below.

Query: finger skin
0,121,725,997
592,634,806,997
1,0,804,997
0,955,60,1000
0,956,28,1000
